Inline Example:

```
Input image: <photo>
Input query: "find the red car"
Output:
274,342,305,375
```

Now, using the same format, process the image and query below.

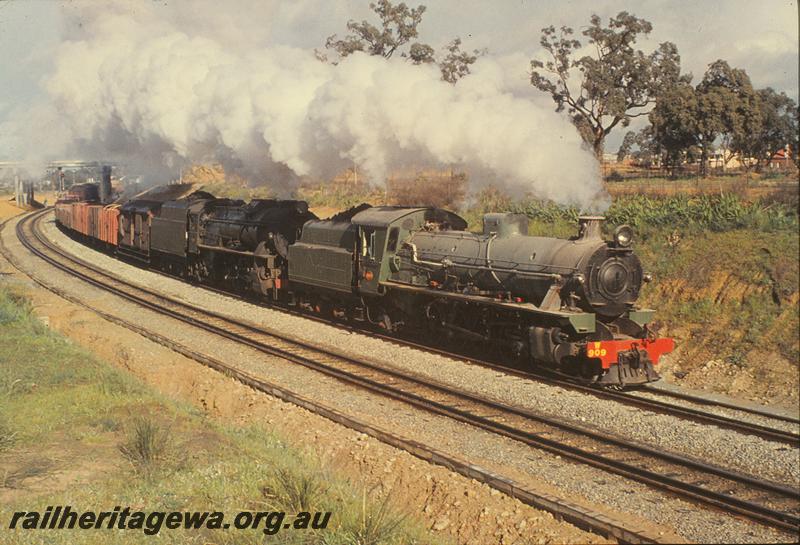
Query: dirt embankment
0,197,24,220
639,229,799,407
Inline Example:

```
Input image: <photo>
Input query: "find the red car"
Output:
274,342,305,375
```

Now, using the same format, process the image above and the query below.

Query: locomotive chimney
577,216,604,241
100,165,112,203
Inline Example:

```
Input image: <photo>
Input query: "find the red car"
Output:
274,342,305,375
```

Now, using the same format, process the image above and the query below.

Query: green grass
635,229,799,364
0,285,442,545
463,191,798,235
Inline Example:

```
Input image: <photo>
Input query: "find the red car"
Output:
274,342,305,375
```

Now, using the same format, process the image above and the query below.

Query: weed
341,488,407,545
118,417,172,475
95,416,121,432
97,372,134,396
262,467,329,512
726,352,747,368
0,459,52,488
0,417,16,451
0,287,30,325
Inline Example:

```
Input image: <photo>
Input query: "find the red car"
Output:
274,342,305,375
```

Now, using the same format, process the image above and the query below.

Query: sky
0,0,797,202
2,0,796,111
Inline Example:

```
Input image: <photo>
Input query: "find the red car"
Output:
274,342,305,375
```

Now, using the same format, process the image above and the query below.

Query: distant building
707,149,757,170
768,146,792,170
602,153,619,164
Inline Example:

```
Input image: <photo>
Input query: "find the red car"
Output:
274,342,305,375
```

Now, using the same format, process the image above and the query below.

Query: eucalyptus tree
322,0,480,83
530,11,682,157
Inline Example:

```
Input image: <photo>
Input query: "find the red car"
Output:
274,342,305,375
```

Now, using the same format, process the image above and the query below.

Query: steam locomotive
55,179,673,387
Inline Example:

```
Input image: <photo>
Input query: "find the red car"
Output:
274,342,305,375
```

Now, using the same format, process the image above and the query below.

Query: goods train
55,174,673,388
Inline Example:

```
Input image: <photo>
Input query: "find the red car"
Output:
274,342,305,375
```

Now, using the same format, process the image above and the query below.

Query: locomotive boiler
385,213,671,386
402,214,644,318
114,188,316,297
191,197,317,295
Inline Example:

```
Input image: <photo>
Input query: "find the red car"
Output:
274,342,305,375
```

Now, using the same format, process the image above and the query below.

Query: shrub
262,467,328,512
341,489,407,545
387,172,467,209
0,289,31,325
467,193,798,234
119,417,172,475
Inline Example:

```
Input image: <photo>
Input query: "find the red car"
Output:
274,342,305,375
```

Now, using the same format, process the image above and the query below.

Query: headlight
614,225,634,247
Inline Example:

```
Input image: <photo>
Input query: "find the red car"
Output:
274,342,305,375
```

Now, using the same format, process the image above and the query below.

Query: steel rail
0,213,665,544
14,209,800,535
54,209,799,436
134,236,800,438
301,314,800,444
338,322,800,444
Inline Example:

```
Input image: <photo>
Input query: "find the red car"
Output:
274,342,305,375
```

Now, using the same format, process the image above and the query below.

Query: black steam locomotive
56,186,673,387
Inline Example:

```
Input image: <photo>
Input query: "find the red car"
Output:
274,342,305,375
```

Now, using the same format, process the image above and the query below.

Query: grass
462,190,798,235
635,229,799,365
0,417,15,451
118,418,173,477
263,467,330,512
0,285,442,545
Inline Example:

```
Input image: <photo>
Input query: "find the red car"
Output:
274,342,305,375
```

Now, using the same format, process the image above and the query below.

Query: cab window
361,228,375,258
387,227,399,253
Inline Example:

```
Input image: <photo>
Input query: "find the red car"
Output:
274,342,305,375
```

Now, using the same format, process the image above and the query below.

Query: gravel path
7,214,795,543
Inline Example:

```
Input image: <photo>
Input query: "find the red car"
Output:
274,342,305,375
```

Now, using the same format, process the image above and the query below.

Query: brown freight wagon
99,206,108,243
74,203,86,235
106,205,120,246
79,203,89,236
54,204,66,228
89,205,102,240
58,202,73,230
70,203,79,232
99,204,120,245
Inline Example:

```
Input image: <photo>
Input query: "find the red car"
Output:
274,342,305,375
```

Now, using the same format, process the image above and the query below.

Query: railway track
362,328,800,445
153,250,800,445
9,209,800,536
48,203,798,443
128,230,798,444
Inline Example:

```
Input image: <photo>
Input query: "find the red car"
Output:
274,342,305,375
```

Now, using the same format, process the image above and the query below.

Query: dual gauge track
4,208,799,542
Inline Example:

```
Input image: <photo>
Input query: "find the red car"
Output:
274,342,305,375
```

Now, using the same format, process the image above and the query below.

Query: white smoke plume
10,1,606,208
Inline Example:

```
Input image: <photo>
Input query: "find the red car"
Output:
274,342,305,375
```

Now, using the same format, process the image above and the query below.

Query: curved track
147,239,800,444
7,209,799,536
364,328,800,444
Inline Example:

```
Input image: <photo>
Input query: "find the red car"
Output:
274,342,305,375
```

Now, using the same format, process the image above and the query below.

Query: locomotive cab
350,207,468,295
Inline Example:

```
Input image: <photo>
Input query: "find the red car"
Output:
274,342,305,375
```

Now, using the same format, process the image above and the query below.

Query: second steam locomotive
55,176,673,388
